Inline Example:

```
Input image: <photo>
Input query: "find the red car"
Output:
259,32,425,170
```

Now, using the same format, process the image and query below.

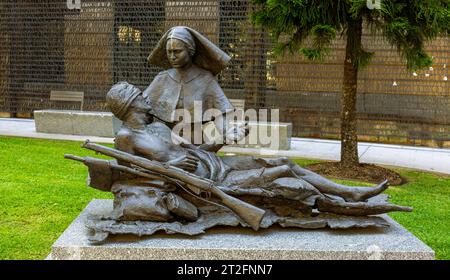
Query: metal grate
0,0,449,147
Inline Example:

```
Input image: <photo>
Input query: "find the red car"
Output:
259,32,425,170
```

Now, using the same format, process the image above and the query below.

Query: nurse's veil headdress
147,26,231,76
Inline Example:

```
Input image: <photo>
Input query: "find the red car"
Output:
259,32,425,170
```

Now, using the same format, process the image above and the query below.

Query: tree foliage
251,0,450,70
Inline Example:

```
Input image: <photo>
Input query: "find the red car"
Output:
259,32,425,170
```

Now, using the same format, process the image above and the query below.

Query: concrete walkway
1,118,449,175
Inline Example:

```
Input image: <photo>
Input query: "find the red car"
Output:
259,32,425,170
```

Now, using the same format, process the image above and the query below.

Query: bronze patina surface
65,27,411,243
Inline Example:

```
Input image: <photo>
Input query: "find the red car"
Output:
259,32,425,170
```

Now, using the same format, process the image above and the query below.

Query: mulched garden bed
307,162,406,186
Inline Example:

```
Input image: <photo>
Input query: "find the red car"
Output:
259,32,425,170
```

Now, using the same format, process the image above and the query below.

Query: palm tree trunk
340,17,363,167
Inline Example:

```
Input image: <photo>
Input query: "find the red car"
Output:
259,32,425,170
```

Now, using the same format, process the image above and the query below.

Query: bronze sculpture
65,27,412,243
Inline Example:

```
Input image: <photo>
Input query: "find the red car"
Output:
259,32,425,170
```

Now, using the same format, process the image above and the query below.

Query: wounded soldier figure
66,81,412,242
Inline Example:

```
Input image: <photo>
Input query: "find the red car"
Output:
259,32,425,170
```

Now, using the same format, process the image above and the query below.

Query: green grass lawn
0,136,449,260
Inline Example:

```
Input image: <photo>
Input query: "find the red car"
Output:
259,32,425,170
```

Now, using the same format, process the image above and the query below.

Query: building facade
0,0,449,147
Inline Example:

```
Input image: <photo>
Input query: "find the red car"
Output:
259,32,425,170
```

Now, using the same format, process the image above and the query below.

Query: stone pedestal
48,199,434,260
34,110,121,137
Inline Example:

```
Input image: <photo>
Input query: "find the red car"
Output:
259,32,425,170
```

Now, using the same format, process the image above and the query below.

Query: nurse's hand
225,122,250,143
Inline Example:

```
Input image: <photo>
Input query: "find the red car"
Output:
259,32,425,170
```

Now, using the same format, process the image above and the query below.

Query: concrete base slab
48,199,434,260
34,110,122,137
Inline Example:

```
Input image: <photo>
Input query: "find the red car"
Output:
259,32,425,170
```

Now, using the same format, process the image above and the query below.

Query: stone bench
34,110,122,137
227,99,293,150
232,121,293,150
204,120,292,150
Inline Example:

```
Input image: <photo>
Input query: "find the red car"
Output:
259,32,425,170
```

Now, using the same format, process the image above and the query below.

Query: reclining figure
66,82,412,242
